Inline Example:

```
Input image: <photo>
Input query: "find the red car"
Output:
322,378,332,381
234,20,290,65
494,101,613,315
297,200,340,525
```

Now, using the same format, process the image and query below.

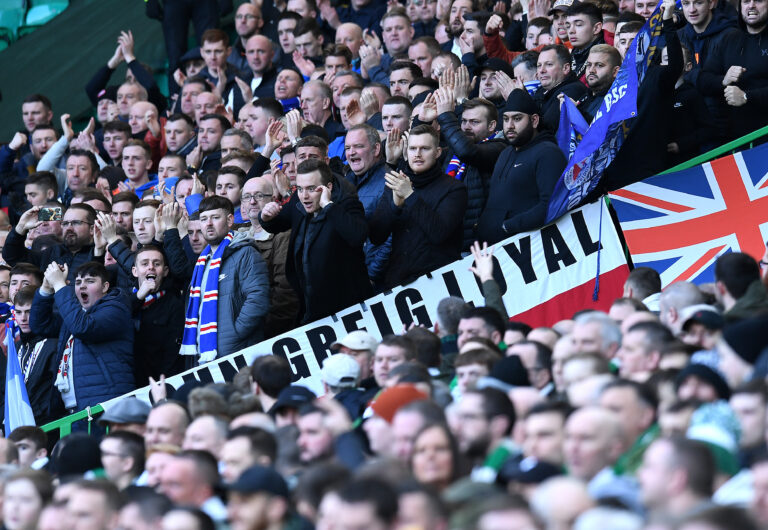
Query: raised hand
385,127,404,165
107,44,124,70
454,64,477,102
44,262,68,292
9,132,27,151
359,44,382,70
345,98,366,126
468,241,495,282
292,50,316,78
285,109,304,143
384,170,414,207
96,211,120,245
61,113,74,141
235,77,253,103
434,87,456,115
16,206,42,235
263,118,287,157
260,201,282,222
145,109,161,137
486,14,504,35
118,30,136,62
318,185,333,208
418,92,438,123
495,70,517,100
360,90,379,117
186,145,203,170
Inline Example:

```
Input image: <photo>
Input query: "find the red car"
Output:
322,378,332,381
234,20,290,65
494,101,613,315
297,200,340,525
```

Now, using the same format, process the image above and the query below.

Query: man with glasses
229,3,265,72
260,159,371,323
4,203,96,284
241,177,299,337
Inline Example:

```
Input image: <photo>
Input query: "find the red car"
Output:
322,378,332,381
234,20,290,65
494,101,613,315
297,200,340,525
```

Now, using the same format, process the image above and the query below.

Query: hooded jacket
477,131,566,244
260,176,372,323
369,161,468,289
698,8,768,140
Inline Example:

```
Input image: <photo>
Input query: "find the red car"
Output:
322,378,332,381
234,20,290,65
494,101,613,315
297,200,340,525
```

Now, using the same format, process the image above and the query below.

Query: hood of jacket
684,6,738,40
517,130,557,152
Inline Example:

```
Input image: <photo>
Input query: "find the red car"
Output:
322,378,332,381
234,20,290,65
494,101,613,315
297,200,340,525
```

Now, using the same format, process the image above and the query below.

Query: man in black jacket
370,125,468,289
477,90,567,244
698,0,768,141
4,204,96,284
534,45,589,132
434,93,508,250
260,159,372,323
131,245,186,386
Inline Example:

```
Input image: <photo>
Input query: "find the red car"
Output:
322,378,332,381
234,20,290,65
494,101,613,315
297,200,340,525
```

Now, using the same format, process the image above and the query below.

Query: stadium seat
0,0,26,41
19,0,68,35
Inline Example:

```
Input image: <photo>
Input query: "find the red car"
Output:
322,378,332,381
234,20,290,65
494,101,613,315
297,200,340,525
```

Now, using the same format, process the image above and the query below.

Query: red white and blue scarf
180,233,234,363
445,135,496,180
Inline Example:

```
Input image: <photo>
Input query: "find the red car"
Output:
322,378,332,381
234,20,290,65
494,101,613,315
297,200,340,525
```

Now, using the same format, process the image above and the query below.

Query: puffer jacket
29,288,135,409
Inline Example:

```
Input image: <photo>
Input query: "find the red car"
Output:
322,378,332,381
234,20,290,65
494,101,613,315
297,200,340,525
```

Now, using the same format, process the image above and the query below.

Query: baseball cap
481,57,516,80
227,465,290,498
268,385,316,415
680,304,724,331
98,397,151,426
499,456,563,485
322,353,360,388
549,0,576,15
331,330,378,353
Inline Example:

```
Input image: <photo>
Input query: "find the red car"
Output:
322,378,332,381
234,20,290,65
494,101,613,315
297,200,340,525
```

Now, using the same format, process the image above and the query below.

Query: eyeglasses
61,220,92,228
296,185,321,194
242,193,270,202
235,14,261,20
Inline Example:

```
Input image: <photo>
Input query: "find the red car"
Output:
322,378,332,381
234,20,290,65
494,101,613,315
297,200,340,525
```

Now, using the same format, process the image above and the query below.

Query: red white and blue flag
609,143,768,286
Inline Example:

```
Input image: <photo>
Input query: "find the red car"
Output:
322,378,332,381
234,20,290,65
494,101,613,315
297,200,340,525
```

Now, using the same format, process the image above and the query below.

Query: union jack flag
609,142,768,286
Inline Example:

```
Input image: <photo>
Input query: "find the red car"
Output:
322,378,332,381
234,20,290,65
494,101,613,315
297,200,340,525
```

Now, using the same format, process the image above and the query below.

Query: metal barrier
38,124,768,439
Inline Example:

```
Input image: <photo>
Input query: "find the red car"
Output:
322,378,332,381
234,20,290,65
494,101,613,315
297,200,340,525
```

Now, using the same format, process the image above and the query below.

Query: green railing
37,124,768,440
41,404,103,437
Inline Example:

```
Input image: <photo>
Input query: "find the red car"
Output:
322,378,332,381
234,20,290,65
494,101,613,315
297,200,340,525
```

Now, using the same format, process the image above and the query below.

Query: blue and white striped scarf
180,232,234,363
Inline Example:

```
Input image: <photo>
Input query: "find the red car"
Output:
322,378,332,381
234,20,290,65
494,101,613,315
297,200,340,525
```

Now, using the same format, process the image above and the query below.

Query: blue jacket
345,161,391,284
29,288,135,409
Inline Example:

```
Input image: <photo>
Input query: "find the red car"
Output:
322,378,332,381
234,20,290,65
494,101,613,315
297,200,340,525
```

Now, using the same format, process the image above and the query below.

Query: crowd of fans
0,0,767,526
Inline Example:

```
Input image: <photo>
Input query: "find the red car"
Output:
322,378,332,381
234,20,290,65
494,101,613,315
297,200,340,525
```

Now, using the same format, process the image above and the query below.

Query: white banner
101,200,628,408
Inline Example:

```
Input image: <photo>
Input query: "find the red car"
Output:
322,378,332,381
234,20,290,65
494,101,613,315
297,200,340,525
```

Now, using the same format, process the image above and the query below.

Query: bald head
531,476,595,529
128,101,158,135
241,176,275,222
564,406,626,480
659,282,705,332
245,35,274,74
145,402,190,448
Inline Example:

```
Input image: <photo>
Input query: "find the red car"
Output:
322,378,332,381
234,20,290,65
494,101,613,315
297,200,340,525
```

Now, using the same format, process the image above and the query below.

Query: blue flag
556,96,589,158
546,1,671,223
4,320,35,436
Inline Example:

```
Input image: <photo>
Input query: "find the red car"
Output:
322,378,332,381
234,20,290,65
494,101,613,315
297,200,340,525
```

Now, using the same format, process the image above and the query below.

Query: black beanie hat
504,89,539,116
